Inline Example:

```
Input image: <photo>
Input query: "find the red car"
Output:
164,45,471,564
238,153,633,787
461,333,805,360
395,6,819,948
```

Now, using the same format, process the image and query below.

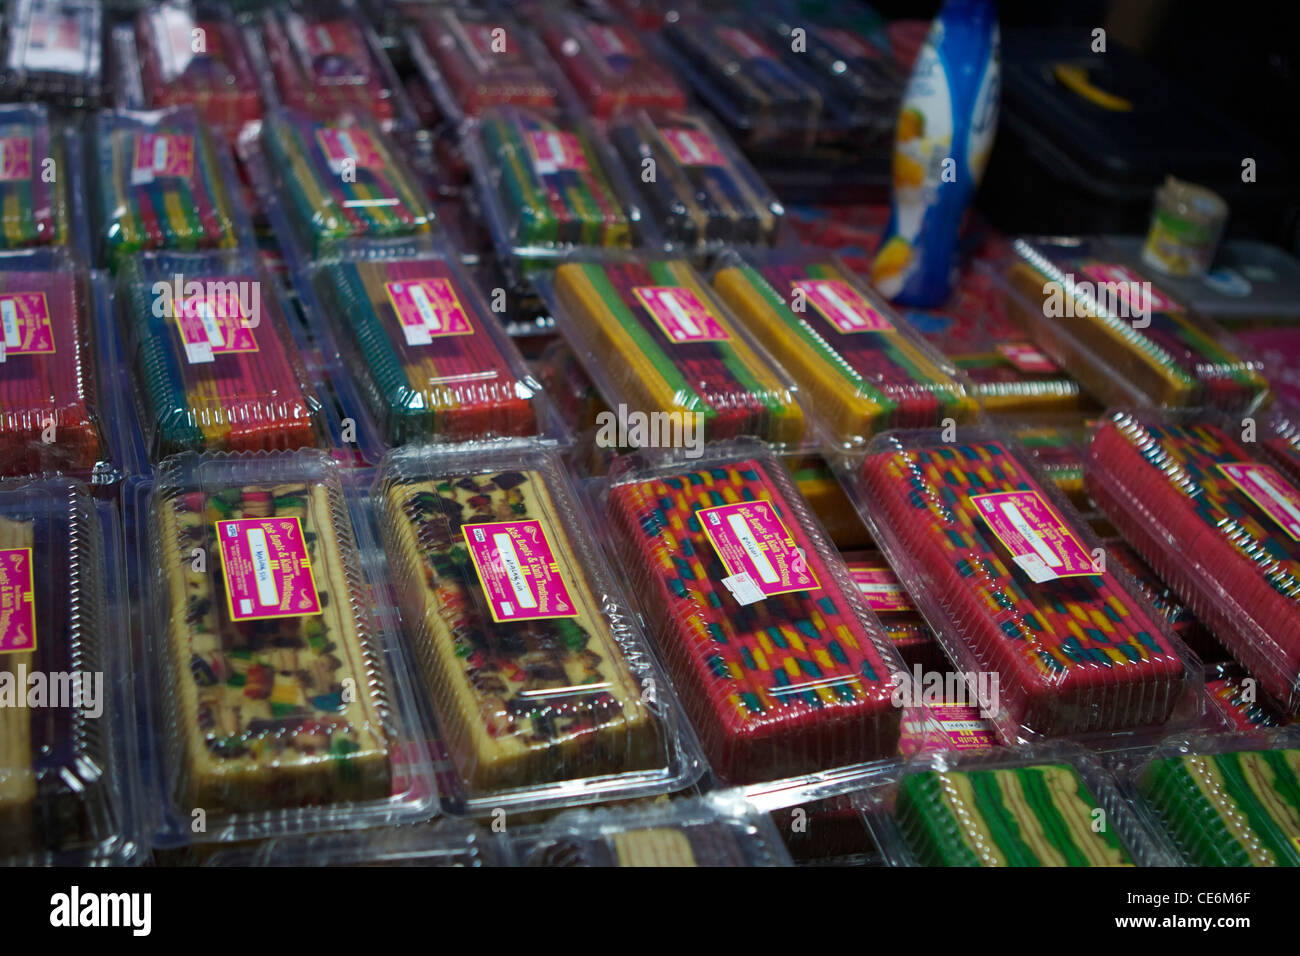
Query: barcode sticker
1013,552,1056,583
721,571,766,606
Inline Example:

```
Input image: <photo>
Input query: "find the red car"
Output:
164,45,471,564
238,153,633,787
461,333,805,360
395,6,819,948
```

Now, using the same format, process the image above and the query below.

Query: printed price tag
131,133,194,185
385,278,474,346
794,279,893,333
0,548,36,653
0,292,54,364
700,501,818,601
634,285,731,343
1218,462,1300,541
527,131,589,175
463,520,578,622
971,489,1097,581
848,562,913,612
661,128,727,167
174,293,258,365
216,517,323,622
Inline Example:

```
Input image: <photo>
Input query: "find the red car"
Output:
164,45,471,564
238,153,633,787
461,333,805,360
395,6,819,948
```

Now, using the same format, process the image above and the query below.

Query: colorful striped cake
605,455,900,783
1139,745,1300,866
859,435,1187,737
896,762,1135,866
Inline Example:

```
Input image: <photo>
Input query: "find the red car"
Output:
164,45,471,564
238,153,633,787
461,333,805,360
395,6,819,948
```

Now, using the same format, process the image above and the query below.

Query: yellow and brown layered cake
379,465,663,795
154,474,392,816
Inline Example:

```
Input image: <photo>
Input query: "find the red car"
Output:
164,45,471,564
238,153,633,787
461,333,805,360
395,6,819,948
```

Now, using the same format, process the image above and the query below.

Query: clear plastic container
1006,414,1094,508
373,443,700,812
763,9,901,141
116,250,326,462
466,106,645,285
601,444,906,784
0,104,72,251
785,454,871,550
143,450,435,843
711,249,976,450
511,792,791,866
203,819,502,866
538,10,687,121
1132,729,1300,866
840,550,940,671
848,427,1200,743
536,255,808,450
260,107,437,260
1086,409,1300,713
898,267,1084,417
132,1,263,132
0,249,114,480
661,17,823,151
307,249,556,447
91,107,245,271
1,0,104,107
258,3,408,132
1204,663,1292,731
408,9,565,123
867,744,1169,866
989,236,1270,413
608,108,784,256
0,476,136,865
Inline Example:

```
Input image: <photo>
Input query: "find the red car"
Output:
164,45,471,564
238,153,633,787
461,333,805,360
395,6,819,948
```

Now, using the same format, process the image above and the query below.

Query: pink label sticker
794,279,893,333
970,489,1097,582
0,548,36,653
384,278,474,346
463,520,578,623
660,127,727,167
847,562,912,612
527,130,589,175
1218,462,1300,541
0,291,54,364
699,501,819,598
634,285,731,343
587,23,635,59
173,293,258,364
929,703,997,750
131,133,194,184
1080,262,1182,313
996,341,1059,373
717,26,774,60
216,517,323,622
315,127,384,171
0,137,32,181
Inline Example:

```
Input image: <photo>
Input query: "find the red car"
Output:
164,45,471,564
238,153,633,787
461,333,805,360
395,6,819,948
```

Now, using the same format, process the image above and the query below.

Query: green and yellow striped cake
1139,747,1300,866
896,764,1134,866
